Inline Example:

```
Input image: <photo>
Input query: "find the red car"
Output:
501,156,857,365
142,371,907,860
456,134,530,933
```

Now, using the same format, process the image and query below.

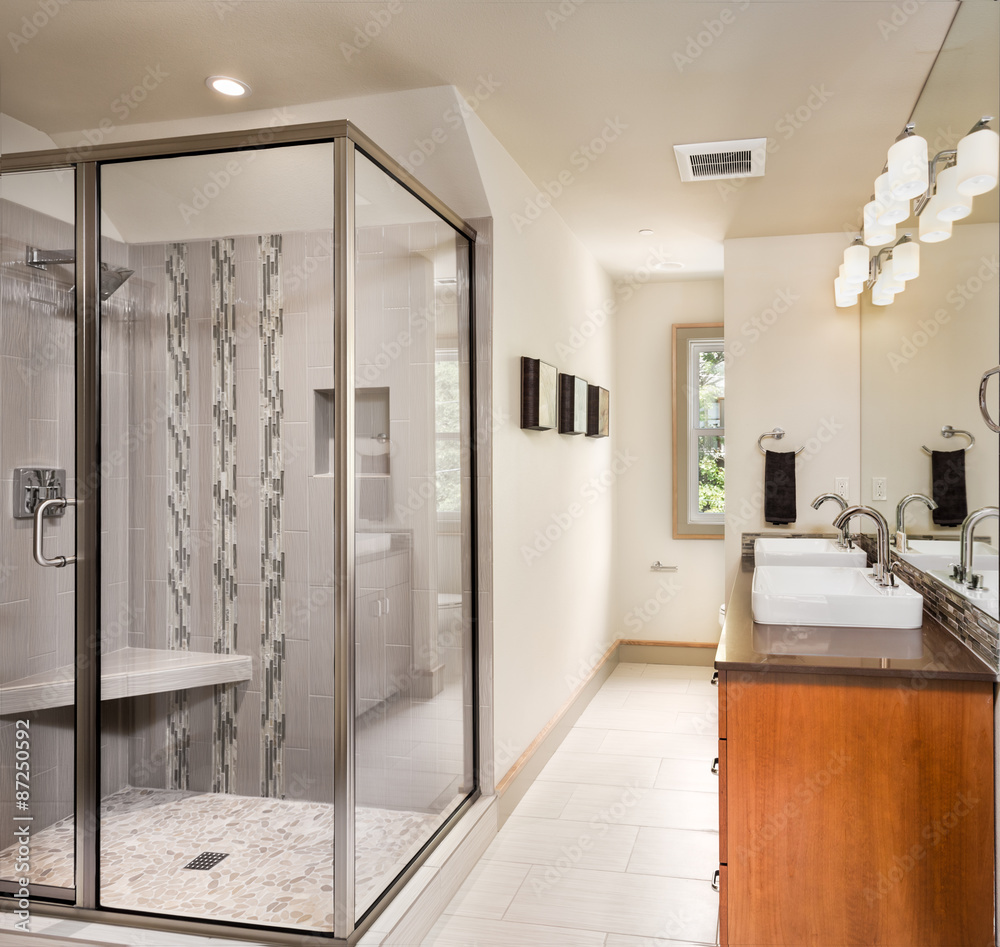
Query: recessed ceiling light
206,76,252,97
638,228,654,236
654,261,685,270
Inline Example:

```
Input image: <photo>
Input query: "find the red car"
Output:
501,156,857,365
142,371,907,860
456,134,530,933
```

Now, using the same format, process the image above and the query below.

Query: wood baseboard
495,638,717,820
618,639,717,648
495,639,618,821
619,639,717,667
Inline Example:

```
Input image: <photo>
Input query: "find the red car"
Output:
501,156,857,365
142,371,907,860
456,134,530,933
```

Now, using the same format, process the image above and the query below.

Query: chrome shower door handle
33,497,77,568
980,366,1000,433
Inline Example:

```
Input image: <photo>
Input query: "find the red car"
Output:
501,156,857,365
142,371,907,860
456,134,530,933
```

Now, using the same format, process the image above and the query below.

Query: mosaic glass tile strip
259,234,285,798
166,243,191,790
212,237,239,793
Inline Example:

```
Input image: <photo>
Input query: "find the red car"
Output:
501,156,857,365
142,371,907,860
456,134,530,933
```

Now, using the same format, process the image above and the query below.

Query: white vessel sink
752,566,924,629
898,540,999,572
357,533,392,557
754,538,867,568
929,569,1000,621
752,622,923,659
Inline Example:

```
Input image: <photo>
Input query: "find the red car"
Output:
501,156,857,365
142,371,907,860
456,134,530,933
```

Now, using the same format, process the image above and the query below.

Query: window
435,352,461,515
688,340,725,524
672,323,725,538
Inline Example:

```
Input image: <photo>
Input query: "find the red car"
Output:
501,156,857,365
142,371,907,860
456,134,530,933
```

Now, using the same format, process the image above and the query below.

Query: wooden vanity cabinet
717,669,994,946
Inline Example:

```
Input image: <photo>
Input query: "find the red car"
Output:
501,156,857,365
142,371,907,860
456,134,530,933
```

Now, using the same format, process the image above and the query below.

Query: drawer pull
712,868,720,892
711,757,719,775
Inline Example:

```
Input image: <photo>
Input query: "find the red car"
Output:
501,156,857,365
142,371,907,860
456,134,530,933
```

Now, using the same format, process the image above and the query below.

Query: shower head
26,247,134,301
100,263,134,301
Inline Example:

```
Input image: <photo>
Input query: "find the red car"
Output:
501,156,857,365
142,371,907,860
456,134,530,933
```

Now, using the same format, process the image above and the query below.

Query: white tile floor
0,663,719,946
421,663,720,946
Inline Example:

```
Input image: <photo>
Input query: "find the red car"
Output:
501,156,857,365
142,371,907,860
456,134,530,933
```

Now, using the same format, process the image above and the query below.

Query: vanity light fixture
838,264,864,293
835,117,997,306
879,258,905,294
833,233,916,307
206,76,253,97
912,118,997,224
842,239,869,284
887,125,929,200
890,235,919,281
932,165,974,221
956,118,999,195
874,171,910,225
834,278,860,308
863,198,895,247
918,201,952,243
870,284,895,307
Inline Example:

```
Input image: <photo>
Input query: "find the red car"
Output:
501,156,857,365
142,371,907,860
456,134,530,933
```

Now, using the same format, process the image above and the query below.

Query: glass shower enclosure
0,123,477,942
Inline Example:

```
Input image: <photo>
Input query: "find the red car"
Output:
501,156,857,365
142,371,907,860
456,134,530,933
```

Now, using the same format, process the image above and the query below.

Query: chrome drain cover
183,851,229,870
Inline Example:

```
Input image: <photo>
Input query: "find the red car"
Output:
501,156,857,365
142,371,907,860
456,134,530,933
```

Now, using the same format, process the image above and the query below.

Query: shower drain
183,851,229,870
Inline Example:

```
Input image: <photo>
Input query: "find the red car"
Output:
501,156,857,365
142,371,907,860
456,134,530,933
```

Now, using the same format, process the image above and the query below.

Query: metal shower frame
0,120,481,946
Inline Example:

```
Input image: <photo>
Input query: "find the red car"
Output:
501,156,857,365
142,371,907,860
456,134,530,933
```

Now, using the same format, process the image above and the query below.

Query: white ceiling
1,1,996,278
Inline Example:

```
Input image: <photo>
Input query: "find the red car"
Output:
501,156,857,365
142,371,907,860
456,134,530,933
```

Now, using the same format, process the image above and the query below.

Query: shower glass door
97,143,338,932
353,152,475,919
0,169,78,899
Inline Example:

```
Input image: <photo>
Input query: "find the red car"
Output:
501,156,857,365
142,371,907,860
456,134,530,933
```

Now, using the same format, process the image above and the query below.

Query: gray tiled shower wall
0,195,470,873
0,199,78,851
2,194,469,848
117,223,463,809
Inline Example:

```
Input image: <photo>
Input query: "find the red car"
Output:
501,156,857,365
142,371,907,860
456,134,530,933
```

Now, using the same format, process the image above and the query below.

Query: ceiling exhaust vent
673,138,767,182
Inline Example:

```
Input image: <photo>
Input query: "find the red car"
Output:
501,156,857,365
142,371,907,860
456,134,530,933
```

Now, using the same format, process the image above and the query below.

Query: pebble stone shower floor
0,786,443,931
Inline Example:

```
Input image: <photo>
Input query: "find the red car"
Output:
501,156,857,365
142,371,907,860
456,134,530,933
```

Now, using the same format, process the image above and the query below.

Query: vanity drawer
718,864,728,946
717,669,726,738
718,738,727,865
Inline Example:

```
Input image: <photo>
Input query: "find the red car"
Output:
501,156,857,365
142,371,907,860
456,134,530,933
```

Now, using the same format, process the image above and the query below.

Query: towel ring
981,366,1000,433
921,425,975,455
757,427,804,455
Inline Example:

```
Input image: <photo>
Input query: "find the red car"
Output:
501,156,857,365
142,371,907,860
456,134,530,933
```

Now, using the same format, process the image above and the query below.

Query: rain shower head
100,263,134,301
26,247,134,301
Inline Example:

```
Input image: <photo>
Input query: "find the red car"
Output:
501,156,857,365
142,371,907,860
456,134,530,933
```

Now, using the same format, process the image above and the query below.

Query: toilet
437,593,464,681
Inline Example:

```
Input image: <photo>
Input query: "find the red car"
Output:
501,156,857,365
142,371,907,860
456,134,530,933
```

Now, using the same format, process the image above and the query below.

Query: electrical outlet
835,477,849,499
872,477,887,501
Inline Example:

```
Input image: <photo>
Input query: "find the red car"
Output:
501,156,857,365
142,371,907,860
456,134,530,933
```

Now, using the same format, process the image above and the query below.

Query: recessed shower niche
0,126,477,942
313,387,391,478
356,387,390,476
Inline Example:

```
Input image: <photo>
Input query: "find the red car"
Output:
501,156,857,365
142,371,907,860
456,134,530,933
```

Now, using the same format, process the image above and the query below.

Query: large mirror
860,1,999,617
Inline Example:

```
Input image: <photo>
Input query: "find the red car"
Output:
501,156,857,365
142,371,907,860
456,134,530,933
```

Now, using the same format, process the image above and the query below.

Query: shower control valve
13,468,67,519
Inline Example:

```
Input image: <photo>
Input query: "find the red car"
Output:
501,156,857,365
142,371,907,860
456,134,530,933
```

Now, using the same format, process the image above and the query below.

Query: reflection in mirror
860,1,999,618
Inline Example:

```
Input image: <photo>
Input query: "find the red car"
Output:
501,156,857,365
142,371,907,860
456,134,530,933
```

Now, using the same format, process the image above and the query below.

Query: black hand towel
931,449,968,527
764,450,797,525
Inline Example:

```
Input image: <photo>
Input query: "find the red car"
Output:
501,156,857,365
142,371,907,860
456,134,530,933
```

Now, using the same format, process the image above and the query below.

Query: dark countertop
716,562,998,682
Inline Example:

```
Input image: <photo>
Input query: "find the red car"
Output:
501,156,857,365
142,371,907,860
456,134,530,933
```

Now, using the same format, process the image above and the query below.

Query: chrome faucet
894,493,937,552
811,493,850,547
833,505,892,586
953,506,999,589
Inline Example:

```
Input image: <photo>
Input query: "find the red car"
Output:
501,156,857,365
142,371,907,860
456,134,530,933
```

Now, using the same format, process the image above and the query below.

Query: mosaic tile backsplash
855,533,1000,671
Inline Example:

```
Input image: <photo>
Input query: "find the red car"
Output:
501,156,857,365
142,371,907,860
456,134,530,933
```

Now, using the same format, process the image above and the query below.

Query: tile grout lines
424,663,719,947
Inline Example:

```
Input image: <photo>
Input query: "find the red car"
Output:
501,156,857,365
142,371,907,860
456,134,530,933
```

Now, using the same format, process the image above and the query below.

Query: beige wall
723,232,862,593
860,222,999,533
614,279,726,643
463,112,618,782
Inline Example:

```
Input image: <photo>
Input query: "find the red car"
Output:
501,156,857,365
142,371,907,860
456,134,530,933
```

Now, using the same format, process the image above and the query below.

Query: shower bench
0,647,252,715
